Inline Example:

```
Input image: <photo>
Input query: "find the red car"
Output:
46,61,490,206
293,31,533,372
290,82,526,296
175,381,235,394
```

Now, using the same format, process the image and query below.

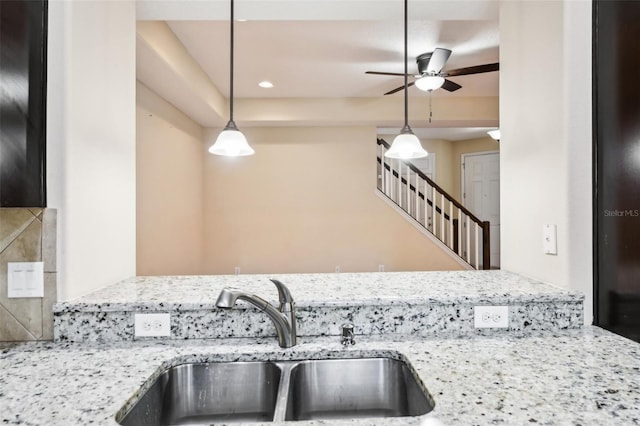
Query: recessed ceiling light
258,81,274,89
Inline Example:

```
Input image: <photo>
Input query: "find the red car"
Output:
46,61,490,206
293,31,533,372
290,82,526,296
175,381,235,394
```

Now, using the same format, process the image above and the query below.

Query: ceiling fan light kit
415,75,445,92
209,0,255,157
384,0,428,160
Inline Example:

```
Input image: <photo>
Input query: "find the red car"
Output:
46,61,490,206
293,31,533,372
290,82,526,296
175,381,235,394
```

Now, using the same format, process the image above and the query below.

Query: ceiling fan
366,48,499,95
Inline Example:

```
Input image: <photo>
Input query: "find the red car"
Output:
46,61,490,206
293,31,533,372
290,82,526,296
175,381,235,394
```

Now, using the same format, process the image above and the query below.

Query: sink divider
272,361,296,421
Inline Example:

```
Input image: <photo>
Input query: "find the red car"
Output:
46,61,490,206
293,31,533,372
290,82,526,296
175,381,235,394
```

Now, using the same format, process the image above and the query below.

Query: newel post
482,221,491,270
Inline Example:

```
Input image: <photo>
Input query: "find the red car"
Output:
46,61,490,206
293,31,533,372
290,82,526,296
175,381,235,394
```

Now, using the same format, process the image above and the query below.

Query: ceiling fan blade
366,71,411,77
425,48,452,73
441,79,462,92
445,62,499,77
384,81,416,95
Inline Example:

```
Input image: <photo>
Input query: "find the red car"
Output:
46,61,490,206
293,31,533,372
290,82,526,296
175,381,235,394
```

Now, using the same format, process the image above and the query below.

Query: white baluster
449,201,454,249
424,181,429,228
415,171,419,220
379,144,384,192
406,167,410,214
475,222,480,269
432,186,436,233
440,193,445,242
458,209,462,256
397,159,402,207
466,216,471,263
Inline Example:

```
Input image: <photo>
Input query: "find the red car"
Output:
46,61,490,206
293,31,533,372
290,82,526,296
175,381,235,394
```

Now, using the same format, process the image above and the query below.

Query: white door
462,152,500,268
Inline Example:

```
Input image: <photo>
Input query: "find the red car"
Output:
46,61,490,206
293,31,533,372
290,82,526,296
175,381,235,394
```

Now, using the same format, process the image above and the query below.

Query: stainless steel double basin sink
117,356,435,425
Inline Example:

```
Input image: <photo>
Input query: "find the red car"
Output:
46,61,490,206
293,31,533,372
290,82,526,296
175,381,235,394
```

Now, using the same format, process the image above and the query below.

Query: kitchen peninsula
1,271,639,425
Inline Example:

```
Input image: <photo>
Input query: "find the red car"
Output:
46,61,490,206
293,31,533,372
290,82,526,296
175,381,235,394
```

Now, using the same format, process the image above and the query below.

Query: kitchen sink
118,362,282,425
284,358,432,420
116,356,434,425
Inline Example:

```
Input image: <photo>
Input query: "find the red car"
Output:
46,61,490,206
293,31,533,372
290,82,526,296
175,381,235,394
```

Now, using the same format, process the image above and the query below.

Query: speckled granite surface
53,271,584,342
1,327,639,425
54,271,581,311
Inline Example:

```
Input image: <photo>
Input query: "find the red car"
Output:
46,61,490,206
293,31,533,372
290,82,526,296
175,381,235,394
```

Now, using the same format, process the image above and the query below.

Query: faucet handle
269,279,294,304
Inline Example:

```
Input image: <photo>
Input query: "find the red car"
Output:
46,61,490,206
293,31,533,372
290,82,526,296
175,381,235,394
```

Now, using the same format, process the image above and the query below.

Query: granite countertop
54,271,583,313
2,326,639,425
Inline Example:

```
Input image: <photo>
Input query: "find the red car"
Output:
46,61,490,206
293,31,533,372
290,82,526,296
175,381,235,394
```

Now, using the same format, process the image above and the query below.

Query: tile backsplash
0,208,57,341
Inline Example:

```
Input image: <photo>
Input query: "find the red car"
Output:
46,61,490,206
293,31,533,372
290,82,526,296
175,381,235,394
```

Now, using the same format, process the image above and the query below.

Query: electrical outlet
234,266,241,275
474,306,509,328
335,265,341,273
134,313,171,337
378,264,385,272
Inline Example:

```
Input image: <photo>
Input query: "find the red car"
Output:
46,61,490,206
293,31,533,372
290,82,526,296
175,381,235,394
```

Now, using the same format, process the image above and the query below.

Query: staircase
376,138,490,270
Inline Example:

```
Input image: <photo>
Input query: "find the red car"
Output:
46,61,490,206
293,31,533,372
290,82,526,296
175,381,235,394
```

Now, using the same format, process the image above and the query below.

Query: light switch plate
543,224,557,255
7,262,44,298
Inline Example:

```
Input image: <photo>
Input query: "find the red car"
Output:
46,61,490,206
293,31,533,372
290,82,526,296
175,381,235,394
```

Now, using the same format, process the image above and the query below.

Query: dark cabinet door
594,0,640,342
0,0,47,207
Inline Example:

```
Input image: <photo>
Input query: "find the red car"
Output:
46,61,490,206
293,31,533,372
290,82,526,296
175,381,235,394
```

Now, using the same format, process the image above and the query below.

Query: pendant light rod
402,0,409,129
384,0,428,160
208,0,254,156
229,0,235,122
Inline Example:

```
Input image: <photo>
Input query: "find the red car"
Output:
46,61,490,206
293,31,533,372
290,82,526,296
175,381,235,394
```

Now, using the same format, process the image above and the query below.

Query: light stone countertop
1,326,639,425
54,270,583,312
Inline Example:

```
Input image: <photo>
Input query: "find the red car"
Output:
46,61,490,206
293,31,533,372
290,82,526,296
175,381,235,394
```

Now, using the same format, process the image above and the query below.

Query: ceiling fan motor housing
416,52,434,75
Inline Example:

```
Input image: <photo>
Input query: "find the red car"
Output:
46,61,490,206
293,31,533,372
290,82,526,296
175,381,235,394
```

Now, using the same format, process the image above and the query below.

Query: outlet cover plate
7,262,44,298
543,224,558,255
474,306,509,328
134,313,171,337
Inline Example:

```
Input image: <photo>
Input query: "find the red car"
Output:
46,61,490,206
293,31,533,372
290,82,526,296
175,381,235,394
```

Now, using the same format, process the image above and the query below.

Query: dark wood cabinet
0,0,48,207
594,0,640,342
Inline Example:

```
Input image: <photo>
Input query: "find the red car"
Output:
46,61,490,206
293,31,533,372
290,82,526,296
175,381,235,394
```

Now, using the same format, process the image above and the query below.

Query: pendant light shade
384,0,428,160
386,126,428,159
415,75,445,92
209,121,254,156
209,0,254,157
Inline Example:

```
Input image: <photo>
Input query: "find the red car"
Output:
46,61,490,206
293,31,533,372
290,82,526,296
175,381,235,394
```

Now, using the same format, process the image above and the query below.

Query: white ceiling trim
137,0,499,21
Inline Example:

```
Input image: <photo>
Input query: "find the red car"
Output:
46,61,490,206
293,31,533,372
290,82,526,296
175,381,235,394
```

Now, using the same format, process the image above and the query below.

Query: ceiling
136,0,500,140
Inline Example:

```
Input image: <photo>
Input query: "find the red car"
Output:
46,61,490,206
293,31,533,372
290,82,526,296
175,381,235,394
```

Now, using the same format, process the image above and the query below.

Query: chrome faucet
215,279,297,348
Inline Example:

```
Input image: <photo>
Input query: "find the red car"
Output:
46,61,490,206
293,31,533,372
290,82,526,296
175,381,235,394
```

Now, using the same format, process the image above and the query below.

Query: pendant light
385,0,428,160
209,0,254,157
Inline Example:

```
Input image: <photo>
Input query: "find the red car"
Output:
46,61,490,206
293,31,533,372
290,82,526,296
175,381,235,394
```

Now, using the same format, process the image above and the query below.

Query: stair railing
377,138,490,270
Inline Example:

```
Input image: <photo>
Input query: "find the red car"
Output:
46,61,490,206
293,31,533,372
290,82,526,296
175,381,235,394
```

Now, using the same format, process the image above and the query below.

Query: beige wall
500,0,592,323
203,126,463,274
136,83,205,275
47,0,136,301
451,136,500,201
422,138,455,195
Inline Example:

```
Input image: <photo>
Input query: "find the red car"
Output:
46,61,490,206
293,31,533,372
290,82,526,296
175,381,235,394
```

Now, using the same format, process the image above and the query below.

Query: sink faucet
215,279,297,348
